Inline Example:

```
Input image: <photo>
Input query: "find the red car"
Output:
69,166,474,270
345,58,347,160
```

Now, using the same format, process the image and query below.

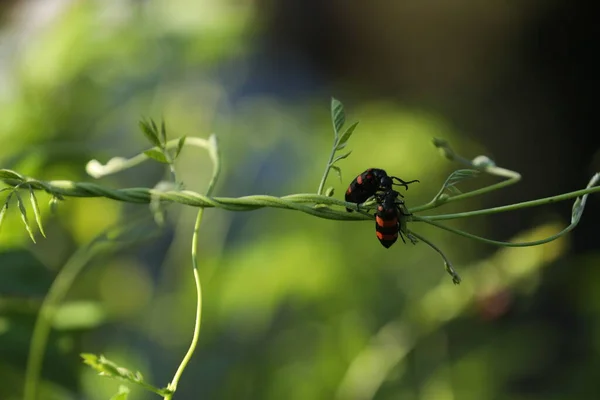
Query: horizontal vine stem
417,183,600,221
0,169,373,221
2,169,599,224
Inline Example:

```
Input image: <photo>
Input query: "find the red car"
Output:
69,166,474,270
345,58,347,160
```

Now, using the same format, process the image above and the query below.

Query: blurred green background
0,1,598,399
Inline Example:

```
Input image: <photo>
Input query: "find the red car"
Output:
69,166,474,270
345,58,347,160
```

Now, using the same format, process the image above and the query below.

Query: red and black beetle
374,189,412,248
345,168,418,212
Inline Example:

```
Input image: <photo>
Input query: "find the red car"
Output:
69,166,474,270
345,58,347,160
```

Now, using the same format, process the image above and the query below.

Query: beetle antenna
391,177,420,190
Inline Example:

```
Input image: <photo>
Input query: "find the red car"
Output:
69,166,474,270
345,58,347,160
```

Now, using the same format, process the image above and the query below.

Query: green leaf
0,196,10,233
174,136,187,160
143,149,169,164
325,187,335,197
572,173,599,224
110,386,130,400
0,169,24,181
331,165,342,183
332,150,352,165
29,187,46,238
336,141,348,151
139,119,162,148
331,97,345,139
160,119,167,145
336,121,359,150
81,354,169,396
15,192,36,243
440,169,479,194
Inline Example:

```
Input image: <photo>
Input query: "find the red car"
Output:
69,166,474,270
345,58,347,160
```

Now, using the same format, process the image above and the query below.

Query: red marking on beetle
346,187,352,194
357,175,363,184
376,216,398,227
376,232,397,240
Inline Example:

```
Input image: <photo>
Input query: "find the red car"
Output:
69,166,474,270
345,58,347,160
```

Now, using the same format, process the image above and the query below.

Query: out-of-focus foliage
1,1,598,400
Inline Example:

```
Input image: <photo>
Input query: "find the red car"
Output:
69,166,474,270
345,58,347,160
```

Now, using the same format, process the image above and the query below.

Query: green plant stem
412,173,598,247
24,214,155,400
165,135,221,399
317,138,338,196
409,230,461,284
418,183,599,221
0,169,374,221
3,168,599,223
86,137,210,179
24,243,99,400
410,147,522,213
413,216,575,247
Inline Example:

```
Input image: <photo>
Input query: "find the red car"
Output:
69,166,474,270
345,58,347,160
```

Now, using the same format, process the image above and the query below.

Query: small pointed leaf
139,119,162,148
331,165,342,183
159,119,167,145
143,149,169,164
336,121,359,150
332,150,352,165
81,353,167,396
0,169,24,181
29,187,46,238
173,136,187,160
15,192,35,243
331,97,345,139
0,196,10,233
336,141,348,151
325,187,335,197
572,173,599,224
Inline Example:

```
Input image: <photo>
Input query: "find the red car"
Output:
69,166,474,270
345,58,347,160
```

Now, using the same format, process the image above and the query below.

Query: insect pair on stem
345,167,419,248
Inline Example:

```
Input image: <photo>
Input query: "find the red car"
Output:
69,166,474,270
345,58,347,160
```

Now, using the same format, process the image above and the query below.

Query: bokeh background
1,1,598,399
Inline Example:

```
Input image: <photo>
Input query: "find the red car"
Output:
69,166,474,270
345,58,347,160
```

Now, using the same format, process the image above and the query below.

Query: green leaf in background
110,386,130,400
81,354,169,396
53,301,107,330
139,119,162,148
331,97,345,139
336,121,359,150
28,187,46,238
143,149,169,164
15,192,36,243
